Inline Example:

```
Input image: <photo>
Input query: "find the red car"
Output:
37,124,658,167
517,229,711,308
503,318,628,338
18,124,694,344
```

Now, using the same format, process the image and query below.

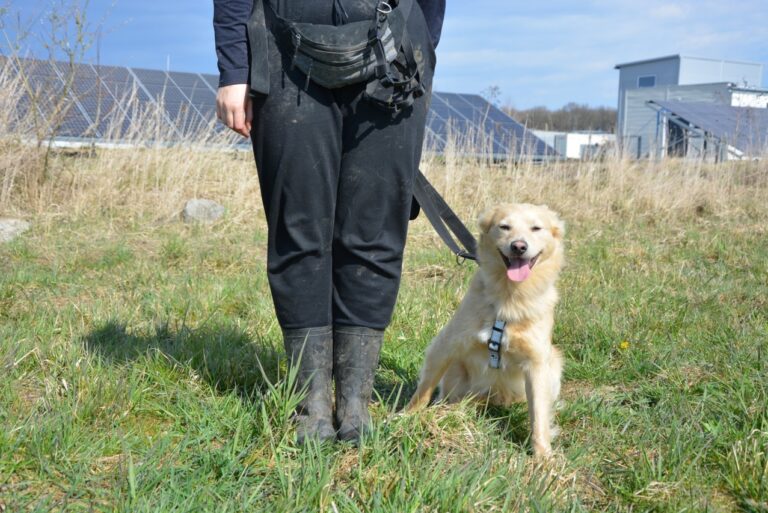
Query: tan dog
407,203,565,457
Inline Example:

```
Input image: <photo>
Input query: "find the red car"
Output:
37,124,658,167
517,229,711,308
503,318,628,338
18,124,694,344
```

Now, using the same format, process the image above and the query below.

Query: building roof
615,54,680,69
655,82,768,93
731,86,768,94
615,54,763,70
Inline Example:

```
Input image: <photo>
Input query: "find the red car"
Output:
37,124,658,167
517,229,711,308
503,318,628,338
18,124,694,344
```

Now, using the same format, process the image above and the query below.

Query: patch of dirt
89,454,125,475
403,264,452,279
560,381,628,402
12,375,45,411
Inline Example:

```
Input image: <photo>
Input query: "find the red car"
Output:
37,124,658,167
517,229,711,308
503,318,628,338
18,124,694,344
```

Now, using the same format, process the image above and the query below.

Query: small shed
615,55,765,158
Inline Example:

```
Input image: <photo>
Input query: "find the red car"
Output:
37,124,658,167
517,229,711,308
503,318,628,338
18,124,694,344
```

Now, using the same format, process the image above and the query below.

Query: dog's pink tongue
506,259,532,282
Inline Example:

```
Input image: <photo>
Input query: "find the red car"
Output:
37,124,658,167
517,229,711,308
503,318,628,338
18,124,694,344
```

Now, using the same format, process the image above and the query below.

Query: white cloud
649,4,687,20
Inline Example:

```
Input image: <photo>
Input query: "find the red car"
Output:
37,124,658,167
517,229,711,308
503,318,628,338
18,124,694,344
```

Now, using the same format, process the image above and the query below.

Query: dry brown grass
3,140,767,230
422,153,768,226
5,154,766,239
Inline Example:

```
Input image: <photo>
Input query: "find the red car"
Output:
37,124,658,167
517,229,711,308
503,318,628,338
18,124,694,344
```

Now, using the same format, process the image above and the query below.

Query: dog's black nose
511,240,528,256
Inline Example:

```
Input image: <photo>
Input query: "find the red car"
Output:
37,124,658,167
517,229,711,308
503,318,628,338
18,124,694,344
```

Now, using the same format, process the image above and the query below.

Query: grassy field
1,145,768,512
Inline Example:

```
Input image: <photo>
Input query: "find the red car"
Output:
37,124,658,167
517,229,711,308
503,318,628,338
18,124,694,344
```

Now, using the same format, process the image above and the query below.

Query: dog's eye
498,224,511,231
531,226,542,232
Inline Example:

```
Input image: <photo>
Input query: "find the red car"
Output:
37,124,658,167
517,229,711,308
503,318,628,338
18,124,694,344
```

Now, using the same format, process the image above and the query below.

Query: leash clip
455,250,476,266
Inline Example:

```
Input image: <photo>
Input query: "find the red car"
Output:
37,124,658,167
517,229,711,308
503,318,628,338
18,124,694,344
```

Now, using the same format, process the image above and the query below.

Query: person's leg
331,91,431,328
250,85,342,329
249,7,341,442
330,82,433,441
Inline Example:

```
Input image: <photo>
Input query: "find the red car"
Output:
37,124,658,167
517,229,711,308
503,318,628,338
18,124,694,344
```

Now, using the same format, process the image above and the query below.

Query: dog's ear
540,205,565,239
478,207,499,233
550,217,565,239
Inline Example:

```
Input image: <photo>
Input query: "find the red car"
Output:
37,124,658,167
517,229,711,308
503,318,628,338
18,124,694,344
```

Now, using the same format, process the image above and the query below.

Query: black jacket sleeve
213,0,253,87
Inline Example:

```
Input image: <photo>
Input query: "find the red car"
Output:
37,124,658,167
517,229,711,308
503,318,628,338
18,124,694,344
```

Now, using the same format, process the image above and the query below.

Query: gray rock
0,218,31,243
182,199,225,224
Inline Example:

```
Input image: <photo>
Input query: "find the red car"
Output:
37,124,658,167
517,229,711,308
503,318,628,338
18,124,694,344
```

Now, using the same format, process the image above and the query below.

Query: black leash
412,170,477,262
414,170,507,369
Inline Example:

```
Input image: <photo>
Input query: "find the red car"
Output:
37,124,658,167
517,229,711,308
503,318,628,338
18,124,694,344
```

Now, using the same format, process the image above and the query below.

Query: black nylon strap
413,170,477,261
247,0,270,95
371,12,391,81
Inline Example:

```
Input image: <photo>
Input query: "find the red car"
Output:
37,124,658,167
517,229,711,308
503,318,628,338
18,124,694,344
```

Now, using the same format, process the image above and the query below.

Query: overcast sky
4,0,768,109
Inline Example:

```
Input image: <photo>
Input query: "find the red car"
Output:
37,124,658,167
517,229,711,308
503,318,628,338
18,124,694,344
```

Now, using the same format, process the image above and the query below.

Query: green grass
1,210,767,512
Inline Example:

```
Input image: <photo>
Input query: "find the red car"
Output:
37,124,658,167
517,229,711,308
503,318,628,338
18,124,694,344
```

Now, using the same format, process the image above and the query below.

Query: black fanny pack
248,0,431,112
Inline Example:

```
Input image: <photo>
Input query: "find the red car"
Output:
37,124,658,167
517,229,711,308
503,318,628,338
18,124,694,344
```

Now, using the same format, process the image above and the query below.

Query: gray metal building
615,55,766,158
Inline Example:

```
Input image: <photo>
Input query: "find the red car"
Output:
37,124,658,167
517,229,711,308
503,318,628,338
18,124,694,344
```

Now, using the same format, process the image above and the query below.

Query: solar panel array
427,92,552,158
4,56,553,158
651,100,768,155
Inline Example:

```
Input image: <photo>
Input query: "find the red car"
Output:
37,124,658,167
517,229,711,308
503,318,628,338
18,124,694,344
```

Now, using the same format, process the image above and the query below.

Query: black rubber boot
333,326,384,443
283,326,336,444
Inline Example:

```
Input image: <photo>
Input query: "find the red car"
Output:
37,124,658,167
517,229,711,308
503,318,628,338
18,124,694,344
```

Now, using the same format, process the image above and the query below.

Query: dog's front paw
532,439,553,459
405,393,428,412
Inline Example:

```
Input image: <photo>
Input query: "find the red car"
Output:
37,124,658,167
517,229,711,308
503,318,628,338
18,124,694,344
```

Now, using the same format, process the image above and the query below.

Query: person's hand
216,83,253,138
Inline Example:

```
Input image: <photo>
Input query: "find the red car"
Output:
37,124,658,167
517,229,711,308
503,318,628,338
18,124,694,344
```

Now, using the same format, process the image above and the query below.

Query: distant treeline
503,103,617,133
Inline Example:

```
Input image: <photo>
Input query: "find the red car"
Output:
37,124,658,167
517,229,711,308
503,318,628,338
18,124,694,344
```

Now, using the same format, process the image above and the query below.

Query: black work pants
250,0,435,330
